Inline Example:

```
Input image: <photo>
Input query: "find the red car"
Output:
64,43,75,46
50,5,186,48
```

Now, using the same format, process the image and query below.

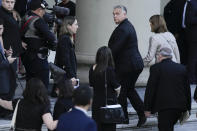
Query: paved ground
0,78,197,131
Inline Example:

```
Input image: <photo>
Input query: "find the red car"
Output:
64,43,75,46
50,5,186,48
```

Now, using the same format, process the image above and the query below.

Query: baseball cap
29,0,48,10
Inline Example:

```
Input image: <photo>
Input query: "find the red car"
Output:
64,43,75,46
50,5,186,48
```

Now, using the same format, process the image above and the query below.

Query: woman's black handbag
100,104,125,124
99,71,125,124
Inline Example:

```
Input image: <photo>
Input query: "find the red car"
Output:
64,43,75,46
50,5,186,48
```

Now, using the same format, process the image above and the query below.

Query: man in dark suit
164,0,187,65
144,47,191,131
57,86,97,131
183,0,197,84
108,5,145,127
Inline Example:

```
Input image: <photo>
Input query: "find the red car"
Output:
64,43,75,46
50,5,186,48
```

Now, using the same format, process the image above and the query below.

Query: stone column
75,0,161,84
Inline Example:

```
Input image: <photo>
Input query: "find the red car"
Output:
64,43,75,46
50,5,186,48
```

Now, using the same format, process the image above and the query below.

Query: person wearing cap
21,0,57,89
144,47,191,131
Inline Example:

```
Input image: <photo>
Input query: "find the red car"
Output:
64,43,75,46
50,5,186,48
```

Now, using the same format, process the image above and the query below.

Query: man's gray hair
114,5,127,14
159,47,172,58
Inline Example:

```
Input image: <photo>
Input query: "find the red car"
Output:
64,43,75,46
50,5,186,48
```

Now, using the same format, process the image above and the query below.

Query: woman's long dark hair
94,46,115,74
57,79,74,99
23,78,50,105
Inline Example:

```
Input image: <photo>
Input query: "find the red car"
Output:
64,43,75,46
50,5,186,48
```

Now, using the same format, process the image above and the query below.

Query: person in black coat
21,0,57,89
0,0,23,57
89,46,121,131
183,0,197,84
108,5,145,127
164,0,187,65
55,16,78,86
144,47,191,131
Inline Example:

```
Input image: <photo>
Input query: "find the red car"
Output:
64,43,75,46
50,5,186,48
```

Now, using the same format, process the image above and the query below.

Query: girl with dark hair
143,14,180,66
89,46,121,131
0,78,58,131
55,16,78,85
53,79,74,121
51,16,78,97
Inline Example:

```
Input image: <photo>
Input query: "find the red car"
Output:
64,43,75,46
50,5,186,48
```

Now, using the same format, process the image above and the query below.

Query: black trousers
176,30,188,65
187,43,197,84
118,69,144,118
22,54,49,89
158,109,182,131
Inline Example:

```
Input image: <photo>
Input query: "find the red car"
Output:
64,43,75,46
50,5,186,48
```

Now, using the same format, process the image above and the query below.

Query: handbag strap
104,70,108,106
10,99,20,129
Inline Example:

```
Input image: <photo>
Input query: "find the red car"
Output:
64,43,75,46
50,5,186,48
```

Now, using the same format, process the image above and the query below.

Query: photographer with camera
21,0,57,89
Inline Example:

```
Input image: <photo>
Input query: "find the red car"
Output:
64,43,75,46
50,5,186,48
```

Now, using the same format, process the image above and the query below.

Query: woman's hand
71,77,77,86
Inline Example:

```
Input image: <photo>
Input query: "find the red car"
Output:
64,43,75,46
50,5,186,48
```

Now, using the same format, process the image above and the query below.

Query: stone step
1,104,197,131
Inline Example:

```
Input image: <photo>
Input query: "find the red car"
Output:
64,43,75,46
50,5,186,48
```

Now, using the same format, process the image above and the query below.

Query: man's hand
7,56,16,64
144,111,151,117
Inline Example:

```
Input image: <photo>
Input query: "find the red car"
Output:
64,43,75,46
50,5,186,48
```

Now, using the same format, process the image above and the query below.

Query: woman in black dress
89,46,121,131
0,78,58,131
53,79,74,120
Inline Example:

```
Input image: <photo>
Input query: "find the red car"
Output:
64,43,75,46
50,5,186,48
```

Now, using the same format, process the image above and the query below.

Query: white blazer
143,32,180,66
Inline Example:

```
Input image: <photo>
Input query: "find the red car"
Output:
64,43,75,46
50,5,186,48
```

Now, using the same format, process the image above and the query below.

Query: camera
43,1,70,29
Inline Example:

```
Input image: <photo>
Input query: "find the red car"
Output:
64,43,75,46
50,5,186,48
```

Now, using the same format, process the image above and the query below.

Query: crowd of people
0,0,196,131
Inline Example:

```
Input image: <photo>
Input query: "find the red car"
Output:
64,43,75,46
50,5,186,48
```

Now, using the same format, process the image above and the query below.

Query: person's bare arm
42,113,58,130
0,99,13,110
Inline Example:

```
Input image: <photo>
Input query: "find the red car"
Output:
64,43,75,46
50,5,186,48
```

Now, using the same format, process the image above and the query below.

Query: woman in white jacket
143,15,180,66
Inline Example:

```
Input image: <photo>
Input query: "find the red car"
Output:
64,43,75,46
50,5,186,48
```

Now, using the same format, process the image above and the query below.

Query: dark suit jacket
0,48,10,94
185,0,197,42
144,59,191,113
108,19,144,76
57,107,97,131
164,0,185,35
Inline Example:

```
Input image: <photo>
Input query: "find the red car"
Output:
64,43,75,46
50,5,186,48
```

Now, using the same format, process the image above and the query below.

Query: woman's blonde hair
59,16,76,36
149,15,168,33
